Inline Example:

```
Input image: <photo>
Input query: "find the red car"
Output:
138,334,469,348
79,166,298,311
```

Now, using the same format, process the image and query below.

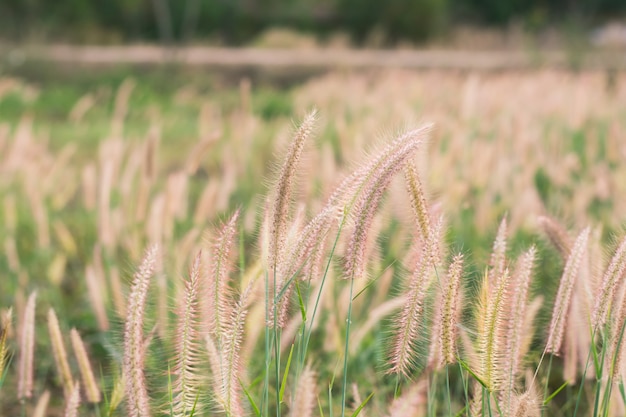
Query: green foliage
1,0,625,44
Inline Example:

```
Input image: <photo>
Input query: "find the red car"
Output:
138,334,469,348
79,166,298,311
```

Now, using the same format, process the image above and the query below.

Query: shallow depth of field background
1,1,626,416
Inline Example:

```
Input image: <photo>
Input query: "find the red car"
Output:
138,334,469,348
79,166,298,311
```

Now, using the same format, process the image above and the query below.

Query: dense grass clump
1,70,626,416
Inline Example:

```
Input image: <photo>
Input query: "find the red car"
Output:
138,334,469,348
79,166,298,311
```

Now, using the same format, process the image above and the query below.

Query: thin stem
446,366,452,416
340,276,355,417
303,217,345,359
573,326,598,417
263,270,270,417
541,355,554,417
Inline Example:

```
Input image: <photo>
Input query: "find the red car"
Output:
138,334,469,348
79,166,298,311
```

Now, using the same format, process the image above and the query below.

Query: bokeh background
1,0,625,46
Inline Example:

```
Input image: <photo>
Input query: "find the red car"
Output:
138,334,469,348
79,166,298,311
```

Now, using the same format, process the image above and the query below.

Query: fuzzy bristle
291,365,317,417
592,235,626,330
123,246,158,417
268,110,317,273
388,257,431,377
171,252,203,417
546,227,589,355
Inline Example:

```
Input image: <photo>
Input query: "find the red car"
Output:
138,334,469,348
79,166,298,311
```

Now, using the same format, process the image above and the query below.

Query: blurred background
0,0,625,49
1,1,626,416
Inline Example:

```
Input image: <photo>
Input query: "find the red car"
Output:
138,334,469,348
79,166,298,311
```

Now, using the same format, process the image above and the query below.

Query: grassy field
1,65,626,416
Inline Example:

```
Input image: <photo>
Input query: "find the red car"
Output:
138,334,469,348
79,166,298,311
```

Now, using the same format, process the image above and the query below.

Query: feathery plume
592,235,626,330
209,281,254,417
17,290,36,400
48,308,75,399
404,164,431,240
172,252,203,417
488,217,507,290
272,205,337,328
503,247,537,411
345,126,430,280
124,246,158,417
477,267,510,392
388,256,431,376
430,253,464,369
291,364,317,417
385,379,428,417
546,227,590,355
511,385,541,417
63,382,81,417
207,210,240,339
607,301,626,380
268,110,317,272
70,328,101,403
326,124,433,210
538,215,571,260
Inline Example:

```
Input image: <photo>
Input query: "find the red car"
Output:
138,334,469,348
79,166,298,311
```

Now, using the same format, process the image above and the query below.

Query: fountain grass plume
268,110,317,274
207,210,240,340
538,215,572,260
592,235,626,331
476,267,510,393
208,280,254,417
171,252,203,417
345,126,431,280
430,253,464,369
545,227,589,355
503,247,537,412
123,245,158,417
388,255,432,377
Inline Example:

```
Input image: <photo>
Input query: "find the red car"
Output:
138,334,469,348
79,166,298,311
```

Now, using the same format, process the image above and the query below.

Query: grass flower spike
124,246,158,417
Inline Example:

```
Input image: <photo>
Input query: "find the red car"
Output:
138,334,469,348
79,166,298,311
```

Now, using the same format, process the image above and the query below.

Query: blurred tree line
0,0,624,44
